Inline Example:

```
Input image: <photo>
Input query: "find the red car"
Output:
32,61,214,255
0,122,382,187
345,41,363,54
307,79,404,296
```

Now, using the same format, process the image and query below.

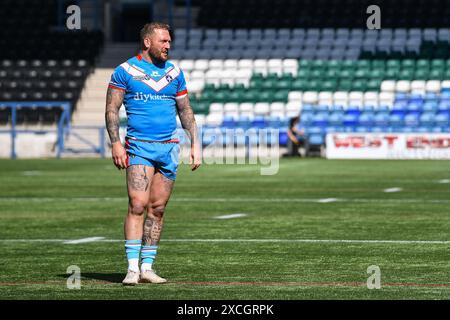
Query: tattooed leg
142,172,175,246
124,165,154,240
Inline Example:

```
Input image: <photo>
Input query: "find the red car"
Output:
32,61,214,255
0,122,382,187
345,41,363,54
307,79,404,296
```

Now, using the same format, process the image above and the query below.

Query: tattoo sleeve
105,86,125,144
176,94,199,145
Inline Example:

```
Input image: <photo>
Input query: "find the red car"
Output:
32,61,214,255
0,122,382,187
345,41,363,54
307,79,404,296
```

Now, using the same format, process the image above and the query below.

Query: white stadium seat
205,69,222,86
303,91,319,104
220,69,236,86
288,91,302,102
254,59,268,75
363,92,379,106
206,113,223,126
285,101,301,114
333,91,348,106
194,114,206,127
441,80,450,90
238,59,253,69
426,80,441,93
318,91,333,106
235,68,253,87
189,70,205,80
194,59,209,71
209,103,224,114
223,102,239,113
282,59,298,73
410,80,426,94
208,59,223,69
396,80,411,93
224,59,238,69
253,102,270,115
239,102,254,113
186,79,205,94
268,59,283,76
270,102,285,112
380,80,396,92
179,59,195,72
379,92,395,107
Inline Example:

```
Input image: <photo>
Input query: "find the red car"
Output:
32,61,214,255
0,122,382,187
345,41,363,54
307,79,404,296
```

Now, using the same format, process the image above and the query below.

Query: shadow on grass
57,273,124,284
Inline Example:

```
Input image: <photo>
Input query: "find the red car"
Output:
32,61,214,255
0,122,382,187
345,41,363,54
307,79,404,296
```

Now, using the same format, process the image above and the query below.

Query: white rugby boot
122,270,140,286
139,270,167,284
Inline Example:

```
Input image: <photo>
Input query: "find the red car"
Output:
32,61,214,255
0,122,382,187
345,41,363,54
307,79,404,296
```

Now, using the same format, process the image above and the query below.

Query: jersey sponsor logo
133,91,172,102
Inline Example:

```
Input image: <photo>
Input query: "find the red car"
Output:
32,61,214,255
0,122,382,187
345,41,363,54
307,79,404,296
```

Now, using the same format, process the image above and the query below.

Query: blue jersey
109,54,187,141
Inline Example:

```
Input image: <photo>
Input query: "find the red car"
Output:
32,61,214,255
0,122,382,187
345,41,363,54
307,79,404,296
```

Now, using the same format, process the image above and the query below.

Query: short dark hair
140,22,171,49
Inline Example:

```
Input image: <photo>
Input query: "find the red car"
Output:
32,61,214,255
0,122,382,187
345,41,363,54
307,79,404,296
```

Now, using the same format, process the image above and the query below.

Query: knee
151,202,166,219
129,199,147,216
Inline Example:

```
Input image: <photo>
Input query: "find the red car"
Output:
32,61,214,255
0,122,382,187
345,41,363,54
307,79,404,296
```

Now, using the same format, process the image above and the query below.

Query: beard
149,46,169,63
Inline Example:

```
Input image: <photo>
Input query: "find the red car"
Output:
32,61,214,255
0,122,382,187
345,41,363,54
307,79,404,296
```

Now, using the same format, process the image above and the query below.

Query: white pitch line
63,237,105,244
2,238,450,245
21,171,42,176
214,213,248,219
317,198,339,203
384,187,403,193
438,179,450,184
0,197,449,204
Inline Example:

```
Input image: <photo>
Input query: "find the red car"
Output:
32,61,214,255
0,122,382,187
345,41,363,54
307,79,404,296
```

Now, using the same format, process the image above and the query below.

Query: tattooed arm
175,94,201,171
105,86,127,169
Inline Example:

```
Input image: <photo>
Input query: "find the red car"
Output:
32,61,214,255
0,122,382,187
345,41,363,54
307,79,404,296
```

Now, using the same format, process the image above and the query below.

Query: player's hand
190,144,202,171
111,141,127,170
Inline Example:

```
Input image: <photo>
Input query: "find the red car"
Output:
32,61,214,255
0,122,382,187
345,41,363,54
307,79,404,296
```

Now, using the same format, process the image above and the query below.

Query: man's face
146,29,171,62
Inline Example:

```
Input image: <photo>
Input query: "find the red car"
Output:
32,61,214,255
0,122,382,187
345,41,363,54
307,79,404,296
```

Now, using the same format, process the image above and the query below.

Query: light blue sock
125,240,142,272
141,245,158,271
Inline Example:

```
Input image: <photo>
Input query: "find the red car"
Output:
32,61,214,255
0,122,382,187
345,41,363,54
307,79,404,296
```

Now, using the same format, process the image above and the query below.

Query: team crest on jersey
165,75,173,82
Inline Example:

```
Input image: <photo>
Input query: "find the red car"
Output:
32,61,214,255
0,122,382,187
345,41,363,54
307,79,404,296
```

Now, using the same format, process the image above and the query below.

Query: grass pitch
1,158,450,299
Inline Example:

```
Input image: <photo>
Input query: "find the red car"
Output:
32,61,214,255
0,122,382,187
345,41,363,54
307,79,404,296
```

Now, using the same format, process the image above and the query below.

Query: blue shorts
125,138,180,181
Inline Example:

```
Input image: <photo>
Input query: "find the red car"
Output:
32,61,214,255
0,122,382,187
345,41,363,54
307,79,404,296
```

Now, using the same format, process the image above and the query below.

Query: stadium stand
0,0,104,125
2,0,450,156
166,26,450,151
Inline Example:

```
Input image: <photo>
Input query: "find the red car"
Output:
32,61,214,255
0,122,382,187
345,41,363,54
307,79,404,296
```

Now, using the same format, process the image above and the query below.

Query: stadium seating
196,0,450,29
168,27,450,149
0,0,104,125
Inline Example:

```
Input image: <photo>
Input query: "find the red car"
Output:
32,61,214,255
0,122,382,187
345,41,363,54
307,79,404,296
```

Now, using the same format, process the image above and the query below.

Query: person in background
284,116,305,157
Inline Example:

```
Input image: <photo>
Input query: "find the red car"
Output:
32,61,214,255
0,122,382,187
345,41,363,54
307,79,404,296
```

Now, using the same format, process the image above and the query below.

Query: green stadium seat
398,69,414,80
386,60,401,69
416,59,430,69
277,79,292,90
354,68,370,78
431,59,445,69
429,69,444,80
356,60,371,68
338,79,353,91
385,68,400,79
259,90,275,103
321,79,338,91
366,80,382,91
243,90,259,103
273,90,289,102
371,60,385,69
291,78,308,90
414,68,430,80
297,69,311,79
401,59,415,68
351,80,367,91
